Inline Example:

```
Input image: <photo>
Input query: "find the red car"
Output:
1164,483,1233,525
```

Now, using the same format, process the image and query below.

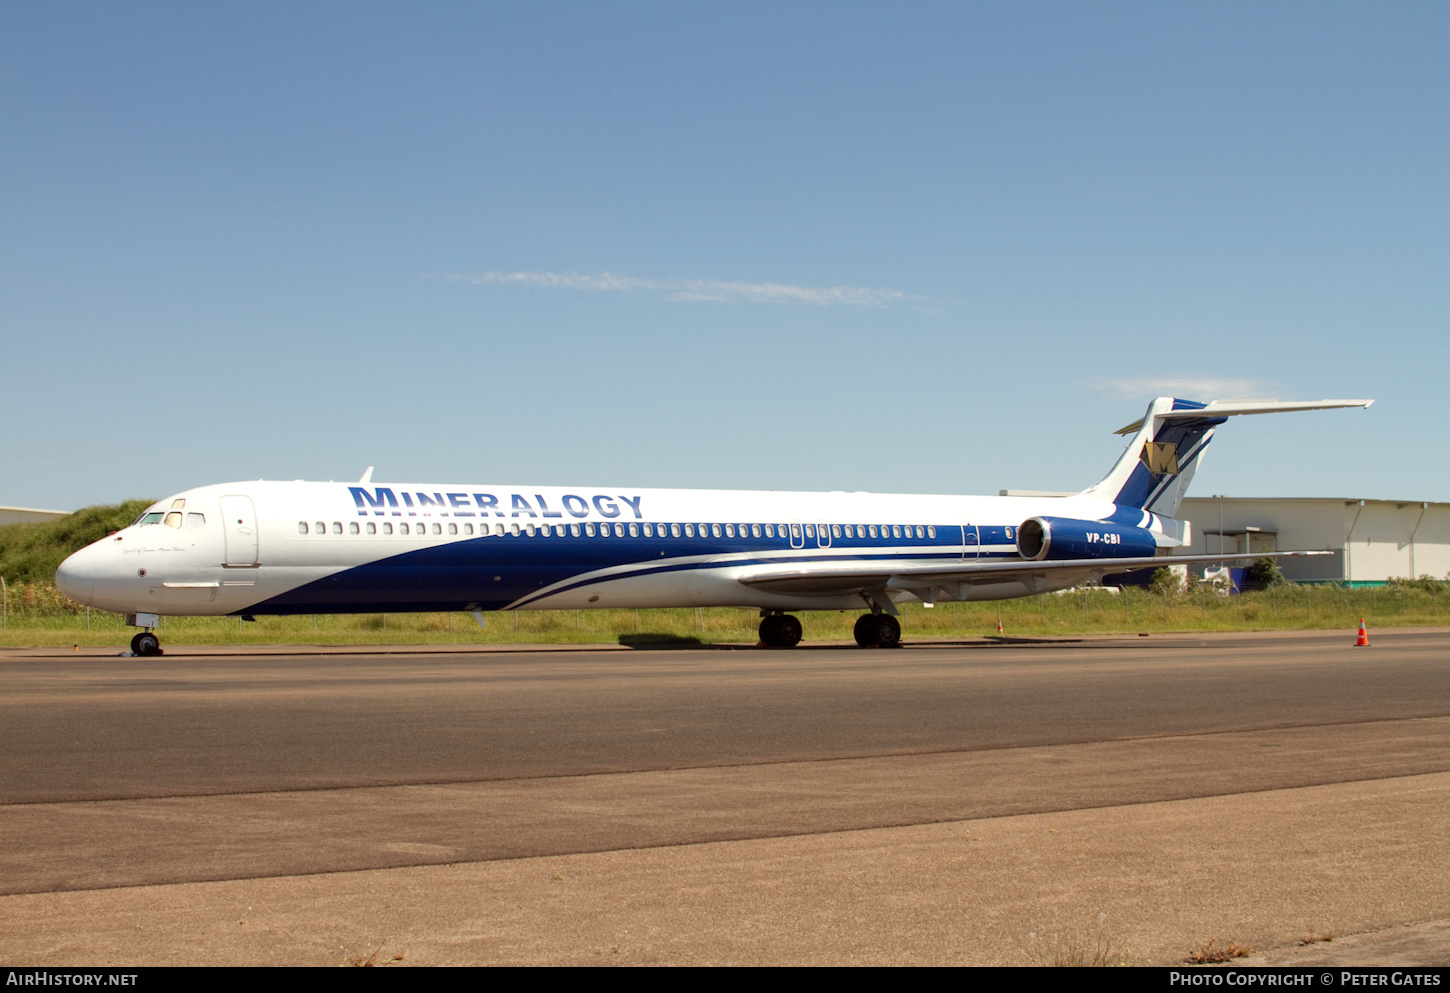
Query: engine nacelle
1016,516,1159,561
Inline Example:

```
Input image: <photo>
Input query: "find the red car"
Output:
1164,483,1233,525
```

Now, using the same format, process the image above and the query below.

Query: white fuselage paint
55,479,1130,617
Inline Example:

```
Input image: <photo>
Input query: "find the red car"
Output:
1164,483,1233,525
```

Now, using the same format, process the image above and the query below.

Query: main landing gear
129,631,163,657
757,612,903,648
758,613,803,648
853,613,901,648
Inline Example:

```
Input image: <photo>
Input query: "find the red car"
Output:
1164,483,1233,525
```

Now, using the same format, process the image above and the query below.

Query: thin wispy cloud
1095,376,1281,401
431,270,906,306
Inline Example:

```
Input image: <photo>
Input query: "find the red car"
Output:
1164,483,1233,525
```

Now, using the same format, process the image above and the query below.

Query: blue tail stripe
1112,411,1227,509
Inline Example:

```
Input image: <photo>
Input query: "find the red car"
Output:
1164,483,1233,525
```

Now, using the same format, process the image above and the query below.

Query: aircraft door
959,519,980,560
220,495,259,567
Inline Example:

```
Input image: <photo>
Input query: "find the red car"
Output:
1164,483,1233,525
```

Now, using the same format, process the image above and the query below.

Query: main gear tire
853,614,880,647
875,614,901,648
759,614,803,648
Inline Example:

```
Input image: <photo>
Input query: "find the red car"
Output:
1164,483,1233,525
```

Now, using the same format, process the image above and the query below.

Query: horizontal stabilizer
1114,399,1374,435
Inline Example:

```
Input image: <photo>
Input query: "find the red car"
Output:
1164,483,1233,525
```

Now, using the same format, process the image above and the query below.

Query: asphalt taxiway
2,628,1448,965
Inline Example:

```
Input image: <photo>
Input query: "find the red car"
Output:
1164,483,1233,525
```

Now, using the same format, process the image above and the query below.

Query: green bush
0,499,153,583
1245,557,1286,587
1148,567,1183,598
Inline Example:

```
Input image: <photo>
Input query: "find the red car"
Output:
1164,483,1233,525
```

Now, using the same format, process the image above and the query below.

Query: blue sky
3,2,1445,510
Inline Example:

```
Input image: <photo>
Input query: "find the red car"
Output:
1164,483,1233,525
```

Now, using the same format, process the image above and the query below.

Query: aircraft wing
737,550,1329,599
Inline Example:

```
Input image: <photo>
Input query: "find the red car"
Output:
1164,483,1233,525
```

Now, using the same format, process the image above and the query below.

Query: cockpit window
171,499,186,510
138,512,164,526
164,512,183,529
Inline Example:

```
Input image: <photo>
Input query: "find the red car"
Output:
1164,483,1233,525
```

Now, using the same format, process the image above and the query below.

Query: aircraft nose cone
55,546,96,603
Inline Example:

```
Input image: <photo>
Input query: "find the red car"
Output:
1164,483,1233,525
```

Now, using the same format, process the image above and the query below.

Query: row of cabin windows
298,520,941,540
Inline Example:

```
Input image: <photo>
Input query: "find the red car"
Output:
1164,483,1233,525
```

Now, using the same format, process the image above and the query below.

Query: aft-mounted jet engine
1016,516,1160,561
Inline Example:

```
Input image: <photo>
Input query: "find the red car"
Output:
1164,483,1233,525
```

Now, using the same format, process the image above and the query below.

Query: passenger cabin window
315,521,325,534
383,523,393,535
671,523,681,537
349,522,360,535
448,523,457,535
298,522,308,534
432,523,442,535
927,525,936,539
367,522,377,534
333,522,343,535
400,523,409,535
585,522,596,537
629,523,639,537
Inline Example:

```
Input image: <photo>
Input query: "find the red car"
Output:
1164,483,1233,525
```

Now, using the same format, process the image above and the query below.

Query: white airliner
55,397,1370,656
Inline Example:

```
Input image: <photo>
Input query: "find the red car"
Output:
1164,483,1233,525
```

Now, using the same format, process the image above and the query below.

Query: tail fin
1078,397,1373,517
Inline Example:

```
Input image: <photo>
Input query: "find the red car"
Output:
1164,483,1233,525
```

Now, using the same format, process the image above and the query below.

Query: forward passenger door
219,495,259,567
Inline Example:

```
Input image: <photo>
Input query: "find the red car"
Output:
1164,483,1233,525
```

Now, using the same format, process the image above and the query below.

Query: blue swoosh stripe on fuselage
241,529,1017,615
504,547,1019,610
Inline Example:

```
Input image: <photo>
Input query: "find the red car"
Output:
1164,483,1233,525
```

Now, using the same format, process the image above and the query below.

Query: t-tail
1077,397,1375,518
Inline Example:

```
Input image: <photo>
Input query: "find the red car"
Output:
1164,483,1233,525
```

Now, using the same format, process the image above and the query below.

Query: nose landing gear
853,613,901,648
758,613,803,648
129,632,163,657
124,612,164,657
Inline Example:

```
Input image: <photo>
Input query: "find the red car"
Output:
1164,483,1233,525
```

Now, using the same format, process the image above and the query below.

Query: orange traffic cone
997,619,1004,634
1354,618,1370,647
